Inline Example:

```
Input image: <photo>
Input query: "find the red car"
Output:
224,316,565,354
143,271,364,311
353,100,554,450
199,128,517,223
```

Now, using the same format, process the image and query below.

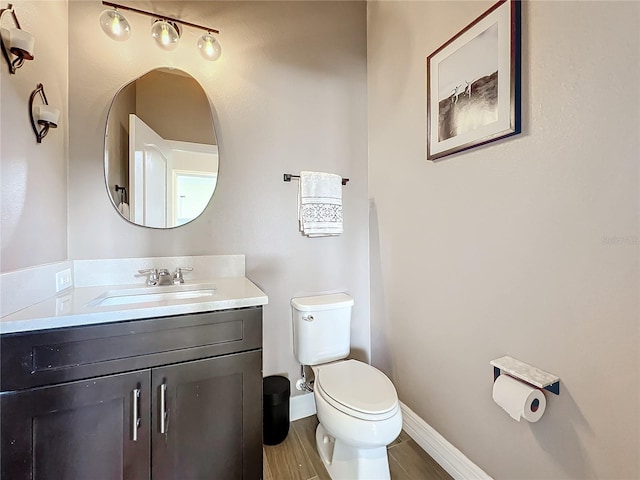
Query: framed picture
427,0,521,161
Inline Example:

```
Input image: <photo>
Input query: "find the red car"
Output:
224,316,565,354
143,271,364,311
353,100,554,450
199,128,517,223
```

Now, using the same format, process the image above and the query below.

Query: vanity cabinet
0,307,263,480
152,352,261,480
1,370,152,480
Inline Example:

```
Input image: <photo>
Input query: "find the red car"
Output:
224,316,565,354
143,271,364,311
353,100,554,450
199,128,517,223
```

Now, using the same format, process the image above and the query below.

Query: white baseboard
400,402,492,480
290,392,316,421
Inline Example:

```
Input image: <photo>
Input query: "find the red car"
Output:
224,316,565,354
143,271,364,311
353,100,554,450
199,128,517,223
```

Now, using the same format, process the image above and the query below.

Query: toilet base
315,423,391,480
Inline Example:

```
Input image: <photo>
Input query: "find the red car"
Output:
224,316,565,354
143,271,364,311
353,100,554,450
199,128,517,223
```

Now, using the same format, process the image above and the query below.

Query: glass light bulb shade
197,33,222,61
151,20,180,51
99,9,131,41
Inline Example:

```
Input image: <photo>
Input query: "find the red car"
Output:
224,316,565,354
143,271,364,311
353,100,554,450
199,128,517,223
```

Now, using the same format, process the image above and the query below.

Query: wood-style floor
263,415,453,480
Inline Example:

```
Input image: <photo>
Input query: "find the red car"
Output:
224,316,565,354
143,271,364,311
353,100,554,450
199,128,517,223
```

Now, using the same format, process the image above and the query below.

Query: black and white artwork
427,0,521,161
438,23,498,141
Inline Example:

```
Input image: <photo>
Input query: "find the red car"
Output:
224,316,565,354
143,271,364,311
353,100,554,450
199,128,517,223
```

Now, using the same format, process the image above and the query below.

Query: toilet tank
291,293,354,366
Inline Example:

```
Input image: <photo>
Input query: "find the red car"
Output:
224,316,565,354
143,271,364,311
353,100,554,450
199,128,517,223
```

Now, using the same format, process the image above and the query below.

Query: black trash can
263,375,290,445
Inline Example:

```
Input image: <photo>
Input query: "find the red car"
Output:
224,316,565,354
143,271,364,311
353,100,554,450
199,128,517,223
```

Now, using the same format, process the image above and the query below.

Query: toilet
291,293,402,480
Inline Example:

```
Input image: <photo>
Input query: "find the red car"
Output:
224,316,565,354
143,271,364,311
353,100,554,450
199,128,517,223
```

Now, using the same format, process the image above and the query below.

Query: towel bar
283,173,349,186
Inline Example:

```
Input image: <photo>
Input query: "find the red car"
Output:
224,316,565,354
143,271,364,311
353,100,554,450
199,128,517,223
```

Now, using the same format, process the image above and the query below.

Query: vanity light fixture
100,1,221,60
197,32,222,62
0,3,35,74
151,19,180,51
29,83,59,143
99,7,131,41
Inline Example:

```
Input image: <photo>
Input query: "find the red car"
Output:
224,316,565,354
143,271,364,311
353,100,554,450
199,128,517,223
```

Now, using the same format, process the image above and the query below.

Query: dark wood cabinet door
151,351,262,480
1,370,151,480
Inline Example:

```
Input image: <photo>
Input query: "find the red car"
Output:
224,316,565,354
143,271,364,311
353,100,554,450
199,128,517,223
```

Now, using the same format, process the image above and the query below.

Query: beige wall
68,2,370,384
0,0,68,272
368,1,639,479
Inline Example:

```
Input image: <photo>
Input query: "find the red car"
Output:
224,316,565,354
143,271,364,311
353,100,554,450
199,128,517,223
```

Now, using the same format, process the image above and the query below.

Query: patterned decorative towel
298,171,343,237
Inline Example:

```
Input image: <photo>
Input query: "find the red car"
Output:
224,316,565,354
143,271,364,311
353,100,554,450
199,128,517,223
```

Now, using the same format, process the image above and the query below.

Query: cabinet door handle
160,383,168,434
132,387,141,442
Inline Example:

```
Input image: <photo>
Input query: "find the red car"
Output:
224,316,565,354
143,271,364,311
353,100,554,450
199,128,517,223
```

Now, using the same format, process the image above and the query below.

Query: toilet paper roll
492,374,546,422
34,105,60,126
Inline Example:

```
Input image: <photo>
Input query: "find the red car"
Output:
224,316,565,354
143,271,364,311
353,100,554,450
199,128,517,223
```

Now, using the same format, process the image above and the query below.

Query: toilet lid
316,360,398,415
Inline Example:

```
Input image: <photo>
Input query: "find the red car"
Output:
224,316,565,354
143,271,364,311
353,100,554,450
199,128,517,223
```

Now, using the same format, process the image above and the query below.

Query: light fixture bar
101,1,219,34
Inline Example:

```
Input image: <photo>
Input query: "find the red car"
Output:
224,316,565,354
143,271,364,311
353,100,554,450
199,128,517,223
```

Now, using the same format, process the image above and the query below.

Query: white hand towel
298,171,343,237
118,202,130,220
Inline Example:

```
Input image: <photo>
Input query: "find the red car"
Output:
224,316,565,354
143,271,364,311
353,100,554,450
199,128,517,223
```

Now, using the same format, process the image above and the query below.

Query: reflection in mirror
105,68,218,228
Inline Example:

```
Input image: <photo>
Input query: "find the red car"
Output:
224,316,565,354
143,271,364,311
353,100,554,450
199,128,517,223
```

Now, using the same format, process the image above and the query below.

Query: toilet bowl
312,360,402,479
291,294,402,479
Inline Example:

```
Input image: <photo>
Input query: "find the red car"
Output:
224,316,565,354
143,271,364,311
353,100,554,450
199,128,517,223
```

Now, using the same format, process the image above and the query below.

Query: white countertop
0,277,268,335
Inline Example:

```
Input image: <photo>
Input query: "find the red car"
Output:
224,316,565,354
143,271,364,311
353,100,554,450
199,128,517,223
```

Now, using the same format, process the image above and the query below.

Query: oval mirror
104,68,218,228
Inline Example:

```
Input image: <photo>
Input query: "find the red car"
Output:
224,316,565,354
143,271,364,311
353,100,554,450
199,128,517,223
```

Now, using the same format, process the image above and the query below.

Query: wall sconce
29,83,59,143
0,3,35,74
100,1,222,61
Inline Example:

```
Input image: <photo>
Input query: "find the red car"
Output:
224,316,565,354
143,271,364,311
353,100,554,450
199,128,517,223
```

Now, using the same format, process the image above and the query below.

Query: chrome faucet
138,268,172,286
156,269,172,285
138,267,193,286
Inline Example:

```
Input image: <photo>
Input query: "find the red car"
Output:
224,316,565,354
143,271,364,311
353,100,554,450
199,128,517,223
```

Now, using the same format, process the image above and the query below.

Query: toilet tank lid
291,293,354,312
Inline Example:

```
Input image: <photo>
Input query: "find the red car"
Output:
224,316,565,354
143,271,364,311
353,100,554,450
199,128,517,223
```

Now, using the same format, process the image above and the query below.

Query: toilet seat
315,360,399,421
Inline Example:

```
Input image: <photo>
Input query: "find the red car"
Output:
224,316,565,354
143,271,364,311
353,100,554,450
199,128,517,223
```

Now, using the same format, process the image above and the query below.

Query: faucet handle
138,268,158,275
173,267,193,285
138,268,159,286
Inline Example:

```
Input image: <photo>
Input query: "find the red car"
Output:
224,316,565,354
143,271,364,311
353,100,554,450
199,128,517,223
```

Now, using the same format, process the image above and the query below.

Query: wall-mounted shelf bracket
490,355,560,395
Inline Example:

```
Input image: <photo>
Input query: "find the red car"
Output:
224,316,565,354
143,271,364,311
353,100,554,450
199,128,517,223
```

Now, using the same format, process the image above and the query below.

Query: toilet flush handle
302,315,314,322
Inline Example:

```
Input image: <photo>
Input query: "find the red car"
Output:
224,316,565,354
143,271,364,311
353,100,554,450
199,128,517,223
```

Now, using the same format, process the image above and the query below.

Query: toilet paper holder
490,355,560,395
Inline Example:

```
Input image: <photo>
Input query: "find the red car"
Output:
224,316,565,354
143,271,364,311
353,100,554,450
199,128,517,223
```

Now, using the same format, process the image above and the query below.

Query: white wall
0,0,68,272
68,1,369,388
368,1,639,478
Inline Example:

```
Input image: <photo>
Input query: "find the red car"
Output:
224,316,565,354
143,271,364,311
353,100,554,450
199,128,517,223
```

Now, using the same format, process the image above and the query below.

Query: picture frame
426,0,521,161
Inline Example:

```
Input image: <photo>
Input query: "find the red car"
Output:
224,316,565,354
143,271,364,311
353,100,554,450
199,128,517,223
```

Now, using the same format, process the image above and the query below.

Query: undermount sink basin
87,284,217,308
